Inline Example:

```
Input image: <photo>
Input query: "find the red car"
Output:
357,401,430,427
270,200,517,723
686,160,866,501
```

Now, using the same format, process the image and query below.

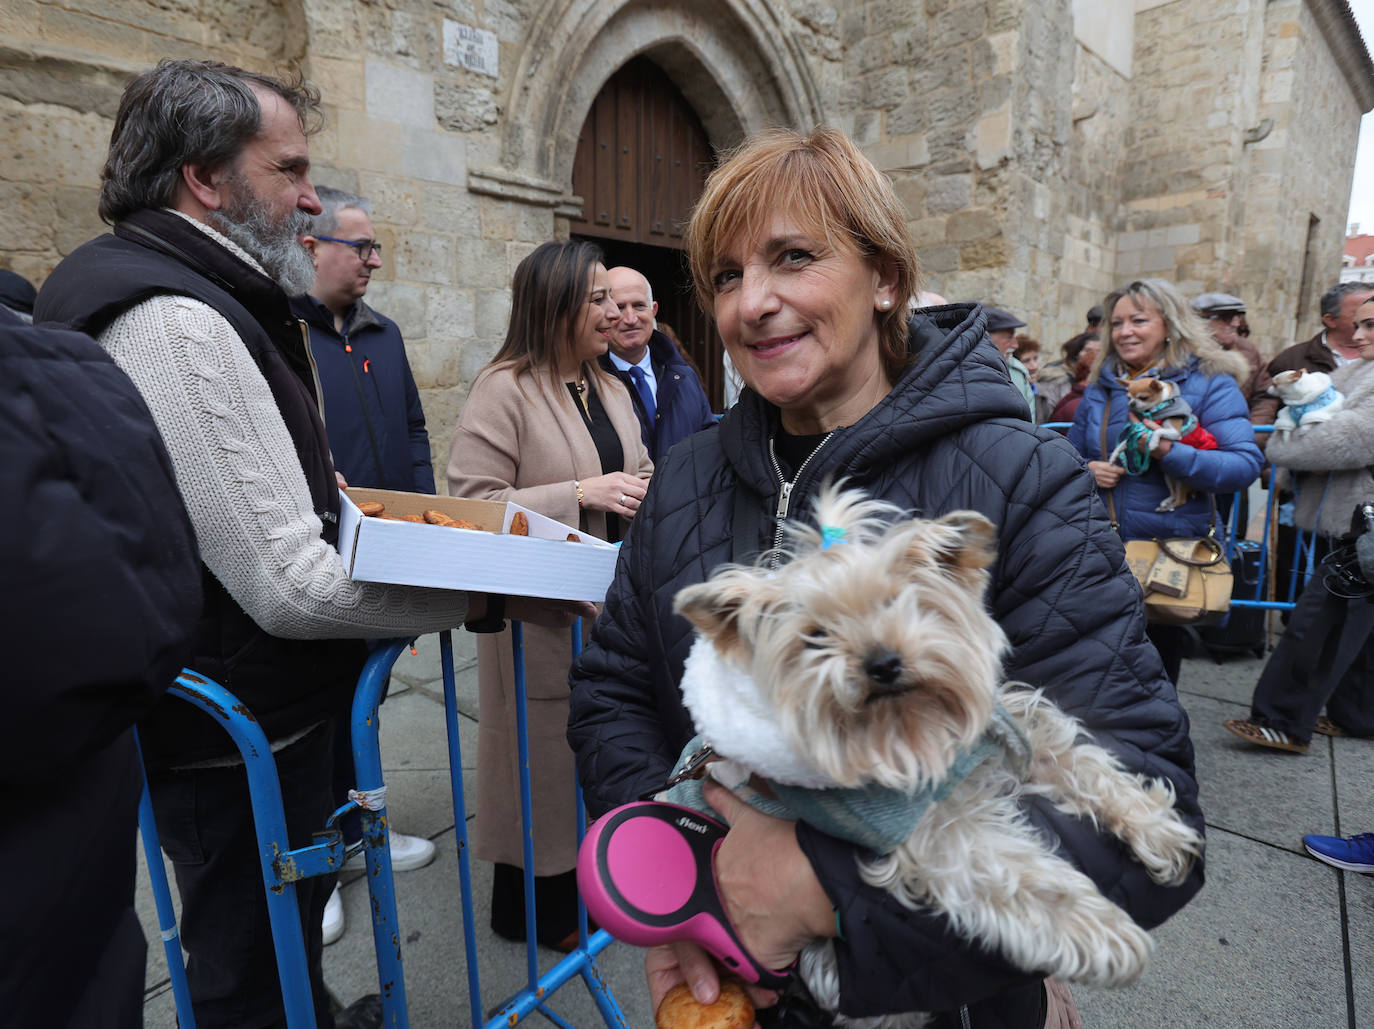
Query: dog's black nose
864,650,903,688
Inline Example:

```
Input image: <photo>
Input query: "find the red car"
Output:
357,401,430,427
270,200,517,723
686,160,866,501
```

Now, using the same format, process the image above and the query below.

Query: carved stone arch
471,0,822,206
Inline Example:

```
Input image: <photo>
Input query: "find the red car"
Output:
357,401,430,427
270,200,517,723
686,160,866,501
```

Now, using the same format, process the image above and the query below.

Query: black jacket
292,294,435,492
35,209,366,768
2,321,202,1027
568,304,1204,1024
599,329,716,462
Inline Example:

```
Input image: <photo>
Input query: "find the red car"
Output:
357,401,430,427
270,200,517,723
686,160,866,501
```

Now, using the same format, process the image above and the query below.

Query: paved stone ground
138,627,1374,1027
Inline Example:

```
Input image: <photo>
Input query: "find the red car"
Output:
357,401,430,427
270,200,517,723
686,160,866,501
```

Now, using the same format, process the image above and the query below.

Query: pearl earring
880,299,892,310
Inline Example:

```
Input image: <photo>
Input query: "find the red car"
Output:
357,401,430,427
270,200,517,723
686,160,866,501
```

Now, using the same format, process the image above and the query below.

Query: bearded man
35,59,585,1029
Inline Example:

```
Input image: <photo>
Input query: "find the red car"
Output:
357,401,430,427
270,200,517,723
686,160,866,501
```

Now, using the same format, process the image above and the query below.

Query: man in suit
601,265,716,461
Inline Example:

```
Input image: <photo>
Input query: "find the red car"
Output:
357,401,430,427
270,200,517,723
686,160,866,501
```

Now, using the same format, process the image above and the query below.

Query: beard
205,174,316,296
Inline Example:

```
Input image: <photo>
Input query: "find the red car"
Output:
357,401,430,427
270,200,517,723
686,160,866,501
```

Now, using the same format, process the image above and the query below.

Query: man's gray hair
1320,281,1374,319
307,186,373,238
98,60,322,225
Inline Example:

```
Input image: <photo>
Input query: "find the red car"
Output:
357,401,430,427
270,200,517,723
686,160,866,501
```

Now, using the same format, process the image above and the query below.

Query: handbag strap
1157,535,1226,567
1099,389,1120,530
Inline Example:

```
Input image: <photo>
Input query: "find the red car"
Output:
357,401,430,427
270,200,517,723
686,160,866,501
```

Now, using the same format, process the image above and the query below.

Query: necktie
627,364,657,427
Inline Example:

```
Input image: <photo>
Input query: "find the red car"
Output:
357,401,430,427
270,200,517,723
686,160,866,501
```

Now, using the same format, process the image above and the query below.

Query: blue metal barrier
140,627,626,1029
439,623,627,1029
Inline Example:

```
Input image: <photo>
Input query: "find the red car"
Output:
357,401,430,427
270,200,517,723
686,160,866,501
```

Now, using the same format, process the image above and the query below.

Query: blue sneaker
1303,832,1374,872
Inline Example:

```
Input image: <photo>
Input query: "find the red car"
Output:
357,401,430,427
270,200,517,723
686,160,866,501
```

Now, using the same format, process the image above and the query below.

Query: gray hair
307,186,373,237
99,60,322,224
1320,282,1374,319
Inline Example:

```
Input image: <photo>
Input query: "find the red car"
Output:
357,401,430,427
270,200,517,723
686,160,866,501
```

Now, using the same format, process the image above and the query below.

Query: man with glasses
296,186,435,494
293,187,438,947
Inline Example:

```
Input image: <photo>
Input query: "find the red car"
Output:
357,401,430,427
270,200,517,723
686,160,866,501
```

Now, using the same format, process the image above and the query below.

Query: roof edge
1308,0,1374,112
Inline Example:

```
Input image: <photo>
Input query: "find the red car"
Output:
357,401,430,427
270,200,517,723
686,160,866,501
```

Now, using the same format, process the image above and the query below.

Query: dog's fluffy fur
1111,376,1196,512
1269,368,1344,431
673,484,1203,1028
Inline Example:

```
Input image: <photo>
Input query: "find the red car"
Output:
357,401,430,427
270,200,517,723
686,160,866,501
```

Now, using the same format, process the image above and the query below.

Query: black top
567,379,627,543
773,427,829,480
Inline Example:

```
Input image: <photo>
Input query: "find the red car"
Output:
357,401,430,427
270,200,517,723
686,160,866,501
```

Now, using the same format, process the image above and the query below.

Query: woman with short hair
569,129,1202,1028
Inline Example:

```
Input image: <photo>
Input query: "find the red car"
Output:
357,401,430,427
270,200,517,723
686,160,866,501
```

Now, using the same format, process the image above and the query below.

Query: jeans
149,722,338,1029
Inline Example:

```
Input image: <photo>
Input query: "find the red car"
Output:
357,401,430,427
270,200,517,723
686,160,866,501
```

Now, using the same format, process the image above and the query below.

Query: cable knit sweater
1268,357,1374,539
95,215,469,639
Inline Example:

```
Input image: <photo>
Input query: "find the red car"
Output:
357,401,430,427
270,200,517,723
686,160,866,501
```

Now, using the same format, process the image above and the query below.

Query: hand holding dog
642,780,833,1021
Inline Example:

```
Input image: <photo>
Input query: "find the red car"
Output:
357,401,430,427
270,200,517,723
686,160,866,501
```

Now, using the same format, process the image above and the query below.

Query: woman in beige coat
447,240,652,949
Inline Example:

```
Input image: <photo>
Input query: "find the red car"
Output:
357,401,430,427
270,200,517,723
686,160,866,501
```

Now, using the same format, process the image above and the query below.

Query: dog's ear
673,574,756,655
896,511,998,583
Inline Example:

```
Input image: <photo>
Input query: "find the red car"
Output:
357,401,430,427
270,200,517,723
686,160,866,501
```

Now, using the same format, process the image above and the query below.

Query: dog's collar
1285,385,1339,422
664,709,1031,856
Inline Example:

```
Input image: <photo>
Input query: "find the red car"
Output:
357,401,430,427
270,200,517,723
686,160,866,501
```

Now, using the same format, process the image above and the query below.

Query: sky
1347,0,1374,232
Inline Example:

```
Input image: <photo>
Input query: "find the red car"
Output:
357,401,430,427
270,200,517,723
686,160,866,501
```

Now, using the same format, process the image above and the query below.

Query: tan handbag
1100,391,1234,626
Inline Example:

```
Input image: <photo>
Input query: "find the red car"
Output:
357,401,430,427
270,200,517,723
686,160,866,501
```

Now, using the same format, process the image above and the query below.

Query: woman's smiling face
709,215,897,433
1111,294,1168,373
571,263,619,366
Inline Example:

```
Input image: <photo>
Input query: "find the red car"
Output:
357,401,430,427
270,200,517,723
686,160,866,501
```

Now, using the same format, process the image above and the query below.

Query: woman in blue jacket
1068,278,1263,682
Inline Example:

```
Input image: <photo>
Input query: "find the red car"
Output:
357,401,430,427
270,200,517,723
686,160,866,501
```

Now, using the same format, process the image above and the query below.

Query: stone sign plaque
443,21,499,78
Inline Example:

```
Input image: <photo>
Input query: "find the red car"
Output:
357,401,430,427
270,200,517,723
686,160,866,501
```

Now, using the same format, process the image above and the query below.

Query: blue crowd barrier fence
139,626,626,1028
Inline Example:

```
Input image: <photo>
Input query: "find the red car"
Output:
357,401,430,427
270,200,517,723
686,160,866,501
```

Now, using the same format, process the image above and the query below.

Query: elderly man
983,304,1035,421
600,265,715,461
1190,291,1278,437
293,185,438,945
35,59,585,1029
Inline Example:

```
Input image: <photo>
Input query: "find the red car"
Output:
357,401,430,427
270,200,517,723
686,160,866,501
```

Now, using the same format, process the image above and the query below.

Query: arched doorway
569,57,726,410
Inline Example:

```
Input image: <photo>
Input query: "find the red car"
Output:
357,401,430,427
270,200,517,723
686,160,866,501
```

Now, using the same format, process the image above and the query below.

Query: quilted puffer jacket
568,303,1204,1025
1067,356,1262,542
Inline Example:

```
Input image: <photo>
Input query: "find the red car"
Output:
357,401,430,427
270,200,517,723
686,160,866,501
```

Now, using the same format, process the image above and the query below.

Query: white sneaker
344,829,437,873
322,884,345,946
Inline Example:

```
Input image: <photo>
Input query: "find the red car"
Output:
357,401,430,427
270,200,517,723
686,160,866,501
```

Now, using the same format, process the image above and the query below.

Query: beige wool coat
447,364,652,873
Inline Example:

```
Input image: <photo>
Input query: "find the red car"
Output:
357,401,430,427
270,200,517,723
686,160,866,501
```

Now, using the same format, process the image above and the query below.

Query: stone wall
1239,0,1365,346
1058,42,1132,348
1,0,1369,472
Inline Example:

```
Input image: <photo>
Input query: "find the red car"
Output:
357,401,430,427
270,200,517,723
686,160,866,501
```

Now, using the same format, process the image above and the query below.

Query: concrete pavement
138,630,1374,1027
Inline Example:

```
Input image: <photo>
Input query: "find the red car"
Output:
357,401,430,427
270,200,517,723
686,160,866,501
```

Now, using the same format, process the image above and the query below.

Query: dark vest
35,210,366,769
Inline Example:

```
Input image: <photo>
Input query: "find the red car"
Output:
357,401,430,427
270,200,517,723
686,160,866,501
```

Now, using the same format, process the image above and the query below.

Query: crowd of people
5,55,1372,1029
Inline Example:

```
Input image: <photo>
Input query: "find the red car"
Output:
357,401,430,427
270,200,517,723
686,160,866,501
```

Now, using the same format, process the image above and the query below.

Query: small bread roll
423,509,459,527
566,532,581,543
358,501,385,517
399,514,425,523
655,982,753,1029
509,511,529,536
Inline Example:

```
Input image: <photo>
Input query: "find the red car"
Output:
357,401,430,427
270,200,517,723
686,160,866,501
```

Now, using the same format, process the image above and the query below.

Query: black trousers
1249,578,1374,743
1146,623,1187,686
149,722,338,1029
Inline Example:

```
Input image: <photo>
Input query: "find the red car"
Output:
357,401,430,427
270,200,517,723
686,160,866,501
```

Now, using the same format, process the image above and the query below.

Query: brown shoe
1223,718,1309,754
1314,716,1349,738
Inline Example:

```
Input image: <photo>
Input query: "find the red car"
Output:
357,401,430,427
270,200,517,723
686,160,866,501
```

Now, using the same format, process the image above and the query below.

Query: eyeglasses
314,236,382,261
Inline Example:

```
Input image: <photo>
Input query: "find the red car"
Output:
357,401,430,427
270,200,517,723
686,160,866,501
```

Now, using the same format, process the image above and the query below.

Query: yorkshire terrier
671,484,1203,1028
1109,376,1212,513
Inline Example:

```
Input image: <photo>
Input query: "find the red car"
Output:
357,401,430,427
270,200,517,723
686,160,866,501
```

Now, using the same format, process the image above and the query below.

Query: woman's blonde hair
685,127,919,380
1091,277,1250,383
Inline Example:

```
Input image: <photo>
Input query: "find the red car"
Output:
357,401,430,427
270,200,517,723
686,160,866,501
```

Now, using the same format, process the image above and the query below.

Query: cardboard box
336,488,620,602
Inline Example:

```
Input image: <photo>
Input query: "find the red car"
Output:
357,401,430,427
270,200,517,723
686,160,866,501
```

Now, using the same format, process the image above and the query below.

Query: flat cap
983,305,1026,332
1189,291,1246,314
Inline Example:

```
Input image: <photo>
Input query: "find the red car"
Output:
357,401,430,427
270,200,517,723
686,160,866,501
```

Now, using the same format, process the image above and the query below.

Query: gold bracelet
575,480,584,507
